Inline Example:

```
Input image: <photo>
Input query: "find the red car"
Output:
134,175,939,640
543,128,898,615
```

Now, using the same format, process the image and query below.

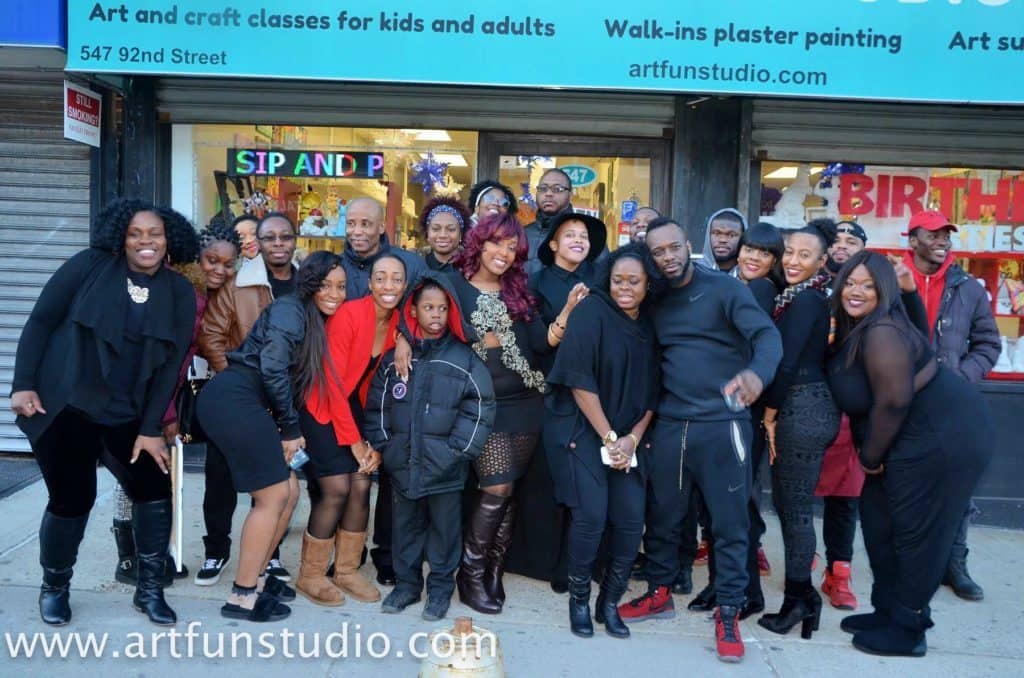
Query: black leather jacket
226,294,305,439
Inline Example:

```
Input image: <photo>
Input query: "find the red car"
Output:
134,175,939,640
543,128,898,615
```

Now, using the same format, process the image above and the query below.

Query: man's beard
714,247,739,264
666,257,692,287
826,255,843,274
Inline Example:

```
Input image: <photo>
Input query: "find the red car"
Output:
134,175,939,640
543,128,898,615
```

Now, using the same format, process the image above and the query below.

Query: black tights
307,473,371,539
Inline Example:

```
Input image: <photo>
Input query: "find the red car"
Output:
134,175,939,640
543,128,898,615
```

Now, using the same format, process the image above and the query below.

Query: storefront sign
834,167,1024,252
561,165,597,188
64,1,1024,105
63,81,101,148
228,149,385,179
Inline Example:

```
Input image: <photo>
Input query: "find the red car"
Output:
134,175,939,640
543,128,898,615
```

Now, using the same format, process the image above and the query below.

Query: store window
759,161,1024,380
498,155,651,250
182,124,478,254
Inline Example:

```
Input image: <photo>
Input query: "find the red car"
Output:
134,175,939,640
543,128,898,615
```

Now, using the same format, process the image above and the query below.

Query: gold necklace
127,277,149,304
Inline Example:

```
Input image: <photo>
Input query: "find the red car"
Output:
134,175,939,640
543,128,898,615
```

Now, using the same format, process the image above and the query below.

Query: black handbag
176,357,210,444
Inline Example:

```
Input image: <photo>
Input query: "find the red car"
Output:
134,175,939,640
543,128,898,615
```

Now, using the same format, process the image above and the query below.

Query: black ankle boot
851,602,931,657
840,609,890,634
758,587,822,639
39,512,89,626
568,575,594,638
111,518,137,585
672,567,693,595
944,549,983,601
594,559,630,639
132,500,177,626
687,584,716,611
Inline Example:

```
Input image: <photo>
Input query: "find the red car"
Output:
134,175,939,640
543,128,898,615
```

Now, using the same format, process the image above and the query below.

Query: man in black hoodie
619,217,782,663
342,197,426,299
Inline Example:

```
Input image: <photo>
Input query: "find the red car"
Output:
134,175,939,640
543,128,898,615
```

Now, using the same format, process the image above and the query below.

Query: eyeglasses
536,184,571,194
258,234,296,244
482,195,511,208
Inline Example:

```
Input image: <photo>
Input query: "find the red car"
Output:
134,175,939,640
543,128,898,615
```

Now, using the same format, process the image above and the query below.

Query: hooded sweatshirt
699,208,748,272
903,250,954,340
341,233,426,300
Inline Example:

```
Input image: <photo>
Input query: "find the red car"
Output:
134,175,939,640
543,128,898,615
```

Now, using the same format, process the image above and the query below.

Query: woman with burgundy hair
443,213,557,614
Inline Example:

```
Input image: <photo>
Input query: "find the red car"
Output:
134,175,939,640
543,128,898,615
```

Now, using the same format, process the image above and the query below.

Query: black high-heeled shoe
757,590,822,639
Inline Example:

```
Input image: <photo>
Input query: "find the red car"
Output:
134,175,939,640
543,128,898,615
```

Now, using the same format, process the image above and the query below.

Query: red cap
906,209,958,234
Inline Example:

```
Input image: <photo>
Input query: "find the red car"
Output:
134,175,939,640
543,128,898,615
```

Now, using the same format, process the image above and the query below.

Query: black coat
12,249,196,443
341,234,427,300
365,273,496,499
225,294,306,439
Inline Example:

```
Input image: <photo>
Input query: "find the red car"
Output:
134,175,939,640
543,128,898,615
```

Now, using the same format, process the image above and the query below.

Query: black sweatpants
566,454,645,581
644,418,751,607
823,496,858,566
391,489,461,599
371,472,393,571
34,409,170,518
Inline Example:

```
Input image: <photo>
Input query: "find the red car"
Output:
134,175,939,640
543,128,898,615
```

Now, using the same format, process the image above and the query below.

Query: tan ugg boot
296,532,345,606
332,530,381,602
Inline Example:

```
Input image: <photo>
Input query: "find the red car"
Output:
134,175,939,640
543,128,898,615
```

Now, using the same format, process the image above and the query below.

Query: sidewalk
1,471,1021,677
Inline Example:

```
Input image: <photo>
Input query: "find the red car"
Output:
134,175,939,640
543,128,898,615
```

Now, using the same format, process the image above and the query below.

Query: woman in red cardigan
303,253,408,605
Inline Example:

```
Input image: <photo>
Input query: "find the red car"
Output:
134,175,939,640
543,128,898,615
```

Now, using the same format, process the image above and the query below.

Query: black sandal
262,575,296,602
221,591,291,622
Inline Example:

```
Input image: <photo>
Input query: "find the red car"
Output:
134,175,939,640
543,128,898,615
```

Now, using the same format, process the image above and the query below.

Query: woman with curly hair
444,213,555,614
467,180,518,227
109,221,240,587
197,251,344,622
546,243,661,638
421,197,471,272
11,198,198,627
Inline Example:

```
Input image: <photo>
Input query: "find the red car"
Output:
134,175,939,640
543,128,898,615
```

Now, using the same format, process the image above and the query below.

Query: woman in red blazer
304,253,408,605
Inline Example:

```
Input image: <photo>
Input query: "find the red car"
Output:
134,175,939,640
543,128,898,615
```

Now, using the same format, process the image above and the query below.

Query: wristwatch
602,430,618,446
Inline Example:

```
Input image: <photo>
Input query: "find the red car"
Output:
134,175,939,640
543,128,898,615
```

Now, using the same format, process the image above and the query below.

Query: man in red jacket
904,209,1000,601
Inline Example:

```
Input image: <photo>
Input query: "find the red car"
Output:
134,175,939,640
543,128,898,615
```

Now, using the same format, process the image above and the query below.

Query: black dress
446,272,549,485
826,319,993,615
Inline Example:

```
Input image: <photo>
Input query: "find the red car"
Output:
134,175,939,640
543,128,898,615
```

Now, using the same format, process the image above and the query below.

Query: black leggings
772,383,840,584
34,409,170,518
823,496,858,566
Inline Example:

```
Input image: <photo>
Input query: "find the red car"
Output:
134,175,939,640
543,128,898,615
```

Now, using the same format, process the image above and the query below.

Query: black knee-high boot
39,512,89,626
567,574,594,638
457,493,509,615
132,500,177,625
111,518,137,585
594,558,631,638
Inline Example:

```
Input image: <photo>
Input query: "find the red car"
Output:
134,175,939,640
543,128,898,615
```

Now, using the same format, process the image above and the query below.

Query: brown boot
296,532,345,606
457,493,509,614
332,530,381,602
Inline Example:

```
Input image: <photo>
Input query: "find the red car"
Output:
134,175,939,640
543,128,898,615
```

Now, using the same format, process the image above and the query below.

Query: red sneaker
757,548,771,577
715,605,745,663
822,561,858,610
694,540,710,566
618,585,676,621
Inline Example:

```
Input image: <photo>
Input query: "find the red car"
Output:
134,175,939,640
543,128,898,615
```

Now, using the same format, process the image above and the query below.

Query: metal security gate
0,71,92,453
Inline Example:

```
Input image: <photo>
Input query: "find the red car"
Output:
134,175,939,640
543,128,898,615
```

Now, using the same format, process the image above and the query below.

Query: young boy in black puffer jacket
364,272,495,621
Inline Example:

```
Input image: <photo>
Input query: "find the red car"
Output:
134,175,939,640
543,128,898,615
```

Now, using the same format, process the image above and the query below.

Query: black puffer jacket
225,294,305,439
364,273,496,499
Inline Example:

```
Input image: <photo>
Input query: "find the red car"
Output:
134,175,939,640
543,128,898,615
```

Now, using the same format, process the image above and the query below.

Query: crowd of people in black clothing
11,167,996,665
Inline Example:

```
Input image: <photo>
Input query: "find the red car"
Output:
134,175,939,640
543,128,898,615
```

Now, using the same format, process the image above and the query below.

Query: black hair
808,217,838,245
831,250,927,366
792,221,832,258
231,214,259,229
468,180,519,216
92,198,197,264
645,216,687,239
257,211,296,236
292,251,344,402
740,222,786,289
541,168,573,189
155,206,200,265
418,196,471,237
412,279,447,305
635,206,661,218
199,222,241,254
370,252,407,276
596,242,664,310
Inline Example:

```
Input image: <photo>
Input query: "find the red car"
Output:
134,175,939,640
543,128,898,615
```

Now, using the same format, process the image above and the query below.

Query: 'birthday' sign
228,149,385,179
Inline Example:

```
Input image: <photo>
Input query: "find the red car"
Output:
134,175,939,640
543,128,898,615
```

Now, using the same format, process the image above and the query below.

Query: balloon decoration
818,163,866,189
410,152,449,194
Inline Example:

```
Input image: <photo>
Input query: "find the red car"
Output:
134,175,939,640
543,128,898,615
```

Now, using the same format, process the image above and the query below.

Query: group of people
11,166,995,665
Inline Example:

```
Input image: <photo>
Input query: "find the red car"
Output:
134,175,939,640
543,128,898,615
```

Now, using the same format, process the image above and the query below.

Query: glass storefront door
479,134,670,250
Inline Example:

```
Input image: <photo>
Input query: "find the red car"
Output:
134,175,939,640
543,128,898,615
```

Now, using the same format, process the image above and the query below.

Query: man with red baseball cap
902,209,999,601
